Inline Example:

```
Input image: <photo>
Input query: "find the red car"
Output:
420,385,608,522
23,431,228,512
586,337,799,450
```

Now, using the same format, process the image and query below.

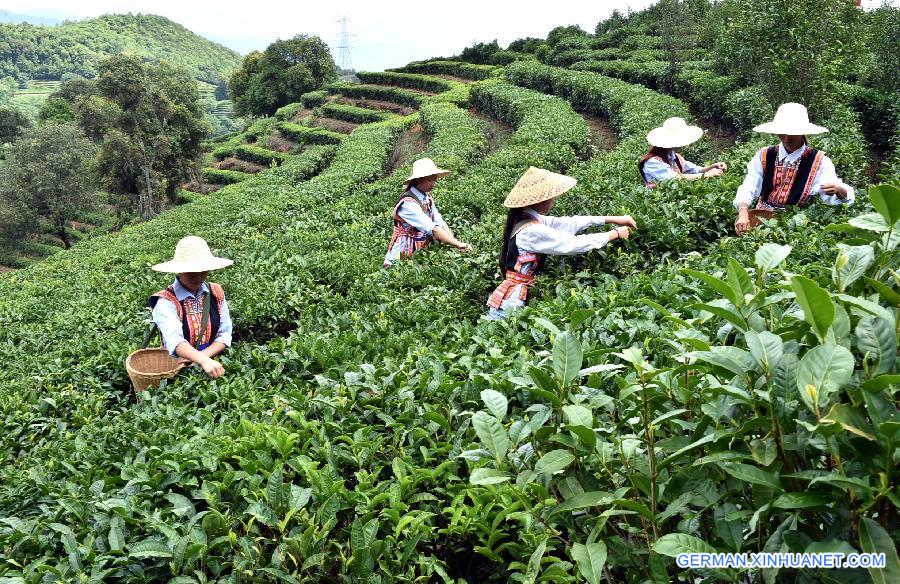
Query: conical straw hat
646,117,704,148
753,103,828,135
151,236,233,273
403,158,451,186
503,167,577,208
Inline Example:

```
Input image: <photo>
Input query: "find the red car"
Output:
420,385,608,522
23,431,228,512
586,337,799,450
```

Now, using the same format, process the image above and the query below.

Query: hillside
0,9,63,26
0,13,242,84
0,2,898,581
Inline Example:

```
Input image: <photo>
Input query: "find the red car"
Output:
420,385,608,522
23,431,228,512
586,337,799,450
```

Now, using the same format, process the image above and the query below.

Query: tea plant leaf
471,411,509,464
572,542,607,584
563,405,592,428
726,257,753,304
470,468,512,485
859,517,900,584
553,331,583,388
719,463,781,489
796,344,854,415
755,243,792,273
821,404,876,441
480,389,508,421
691,303,748,331
523,536,548,584
534,449,575,475
849,213,890,233
682,269,738,304
653,533,716,557
267,465,284,510
165,493,195,518
689,346,756,378
107,516,124,552
832,244,874,292
855,316,896,376
865,277,900,307
745,331,784,374
550,491,615,516
578,363,624,376
790,275,834,342
772,493,829,509
128,539,171,559
868,184,900,227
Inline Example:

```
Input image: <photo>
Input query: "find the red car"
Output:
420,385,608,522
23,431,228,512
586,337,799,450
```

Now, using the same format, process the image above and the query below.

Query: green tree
229,35,337,117
0,124,98,248
0,106,31,144
715,0,865,115
58,56,209,219
459,40,501,64
38,97,75,124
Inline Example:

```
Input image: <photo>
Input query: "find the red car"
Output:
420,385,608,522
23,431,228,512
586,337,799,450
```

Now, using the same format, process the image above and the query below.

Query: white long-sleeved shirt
516,208,611,255
151,279,233,355
396,187,446,236
733,143,855,210
641,152,703,183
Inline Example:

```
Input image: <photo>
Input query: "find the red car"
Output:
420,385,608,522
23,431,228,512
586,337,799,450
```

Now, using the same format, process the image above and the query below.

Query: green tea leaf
727,257,753,304
682,269,738,304
480,389,508,421
129,539,171,559
472,411,509,463
771,492,829,509
745,331,784,374
563,405,592,427
849,213,890,232
534,449,575,475
832,244,874,292
755,243,792,273
719,463,781,489
572,542,607,584
859,517,900,584
796,344,854,415
821,404,876,441
856,316,897,376
653,533,716,557
553,331,583,387
470,468,512,485
790,275,834,341
868,184,900,227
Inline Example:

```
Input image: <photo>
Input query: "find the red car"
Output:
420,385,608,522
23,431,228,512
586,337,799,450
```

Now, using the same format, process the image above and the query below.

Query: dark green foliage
458,40,501,64
300,89,328,108
228,35,337,117
327,83,423,107
36,96,75,124
277,122,346,145
201,167,252,184
0,14,240,84
0,123,97,249
274,101,304,121
862,4,900,95
0,105,29,143
390,60,499,81
233,144,287,167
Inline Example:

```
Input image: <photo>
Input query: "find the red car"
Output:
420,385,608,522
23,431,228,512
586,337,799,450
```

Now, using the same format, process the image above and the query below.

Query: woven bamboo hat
753,103,828,135
404,158,451,187
503,167,577,208
647,117,703,148
151,236,233,273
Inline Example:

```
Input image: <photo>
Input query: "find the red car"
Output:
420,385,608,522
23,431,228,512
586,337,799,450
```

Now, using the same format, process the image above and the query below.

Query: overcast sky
4,1,896,71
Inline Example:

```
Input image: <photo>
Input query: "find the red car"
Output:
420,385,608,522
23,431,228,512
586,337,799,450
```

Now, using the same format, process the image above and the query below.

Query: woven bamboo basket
125,348,185,394
748,208,776,229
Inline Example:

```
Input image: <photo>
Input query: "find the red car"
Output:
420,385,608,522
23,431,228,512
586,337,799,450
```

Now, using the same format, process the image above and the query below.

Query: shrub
232,144,287,166
201,167,251,184
274,102,304,121
356,71,451,94
327,83,423,108
277,122,346,145
389,60,498,81
211,135,243,160
571,59,669,90
321,103,390,124
300,90,328,108
488,50,535,66
242,116,276,142
724,85,774,137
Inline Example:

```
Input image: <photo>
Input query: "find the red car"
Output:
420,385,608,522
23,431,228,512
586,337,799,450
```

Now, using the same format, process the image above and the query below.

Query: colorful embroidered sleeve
397,201,438,235
734,151,764,209
811,156,855,206
516,224,611,256
151,297,188,355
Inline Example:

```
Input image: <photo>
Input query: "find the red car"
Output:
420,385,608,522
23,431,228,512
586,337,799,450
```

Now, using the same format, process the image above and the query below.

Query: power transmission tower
335,17,355,72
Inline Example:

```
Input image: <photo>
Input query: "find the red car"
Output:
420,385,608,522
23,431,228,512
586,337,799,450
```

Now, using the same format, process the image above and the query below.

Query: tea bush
390,60,500,80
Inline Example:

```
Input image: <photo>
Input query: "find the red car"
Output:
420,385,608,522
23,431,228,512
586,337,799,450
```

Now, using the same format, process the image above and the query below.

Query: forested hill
0,13,242,84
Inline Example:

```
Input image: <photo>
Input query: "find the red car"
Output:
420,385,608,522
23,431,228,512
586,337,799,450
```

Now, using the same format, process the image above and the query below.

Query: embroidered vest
638,153,685,188
149,282,225,350
487,220,543,310
387,191,435,258
757,145,824,209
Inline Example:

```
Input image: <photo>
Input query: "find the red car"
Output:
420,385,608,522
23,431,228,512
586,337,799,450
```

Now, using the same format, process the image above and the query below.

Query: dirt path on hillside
579,111,618,152
468,107,514,154
315,117,359,134
387,124,428,173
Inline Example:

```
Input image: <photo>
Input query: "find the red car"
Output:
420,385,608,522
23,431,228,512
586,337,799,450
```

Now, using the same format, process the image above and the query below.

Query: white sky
4,1,896,71
4,0,658,70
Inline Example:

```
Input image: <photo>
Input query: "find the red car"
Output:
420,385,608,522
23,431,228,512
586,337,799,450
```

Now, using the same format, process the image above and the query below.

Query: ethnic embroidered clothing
734,143,854,210
384,187,447,266
150,279,233,354
639,151,703,188
486,209,610,315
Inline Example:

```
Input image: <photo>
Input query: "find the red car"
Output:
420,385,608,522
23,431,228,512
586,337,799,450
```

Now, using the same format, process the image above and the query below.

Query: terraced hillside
0,52,897,584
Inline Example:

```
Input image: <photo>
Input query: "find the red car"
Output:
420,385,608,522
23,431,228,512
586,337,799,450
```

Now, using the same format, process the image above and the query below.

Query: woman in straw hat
734,102,854,235
149,236,233,379
639,117,727,188
384,158,472,267
487,167,637,319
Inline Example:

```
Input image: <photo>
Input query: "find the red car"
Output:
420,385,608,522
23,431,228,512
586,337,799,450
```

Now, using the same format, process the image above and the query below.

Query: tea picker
638,117,727,188
126,236,234,393
486,167,637,320
734,102,855,234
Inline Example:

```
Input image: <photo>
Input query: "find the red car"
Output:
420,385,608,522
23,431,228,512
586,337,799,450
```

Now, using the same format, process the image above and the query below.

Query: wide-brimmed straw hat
753,103,828,135
646,117,704,148
403,158,451,186
503,167,577,208
151,236,233,273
